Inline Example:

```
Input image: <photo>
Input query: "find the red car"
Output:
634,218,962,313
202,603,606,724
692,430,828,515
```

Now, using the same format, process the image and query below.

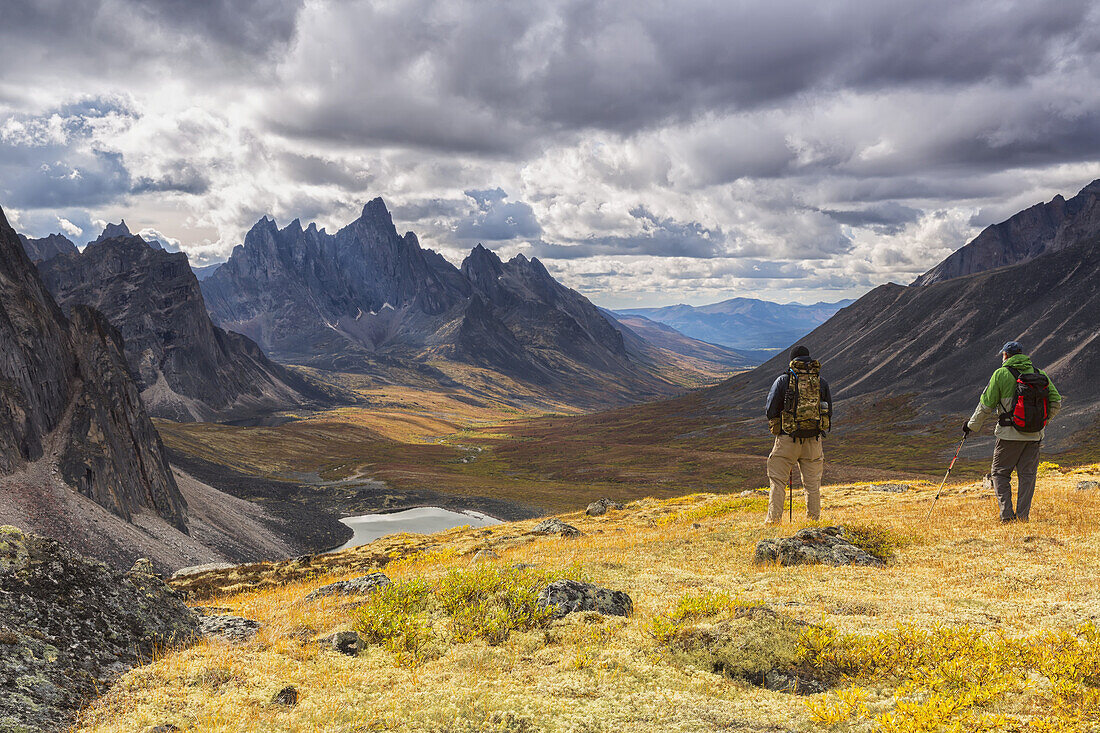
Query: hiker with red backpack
764,345,832,525
964,341,1062,523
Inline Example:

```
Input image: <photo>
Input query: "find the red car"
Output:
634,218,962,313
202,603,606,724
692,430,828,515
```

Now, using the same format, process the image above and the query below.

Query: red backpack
998,366,1050,432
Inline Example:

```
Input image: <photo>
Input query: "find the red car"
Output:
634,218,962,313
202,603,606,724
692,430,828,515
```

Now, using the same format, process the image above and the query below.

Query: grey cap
1000,341,1023,356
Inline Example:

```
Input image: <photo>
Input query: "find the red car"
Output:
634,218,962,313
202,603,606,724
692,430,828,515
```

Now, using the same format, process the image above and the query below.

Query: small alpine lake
334,506,502,551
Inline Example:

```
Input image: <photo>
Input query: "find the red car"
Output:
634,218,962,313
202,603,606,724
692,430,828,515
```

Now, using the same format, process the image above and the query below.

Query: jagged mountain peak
360,196,391,222
93,220,131,243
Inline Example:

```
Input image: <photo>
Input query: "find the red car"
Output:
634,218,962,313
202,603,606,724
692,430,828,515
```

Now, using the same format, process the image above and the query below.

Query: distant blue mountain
614,297,855,351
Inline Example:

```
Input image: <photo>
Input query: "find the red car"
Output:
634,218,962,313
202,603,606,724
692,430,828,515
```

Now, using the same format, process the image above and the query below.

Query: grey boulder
585,498,624,516
532,518,582,538
538,579,633,619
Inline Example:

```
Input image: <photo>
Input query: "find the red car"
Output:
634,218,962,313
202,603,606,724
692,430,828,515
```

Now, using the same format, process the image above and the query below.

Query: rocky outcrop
37,234,332,421
754,527,884,567
914,179,1100,286
17,232,78,262
537,579,633,618
0,204,187,531
0,526,199,732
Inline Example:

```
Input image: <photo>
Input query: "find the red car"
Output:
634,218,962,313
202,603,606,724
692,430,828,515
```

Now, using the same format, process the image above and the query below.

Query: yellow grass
74,466,1100,732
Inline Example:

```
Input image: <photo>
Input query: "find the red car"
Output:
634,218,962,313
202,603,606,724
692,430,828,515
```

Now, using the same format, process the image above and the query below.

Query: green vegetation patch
354,565,585,666
803,622,1100,731
842,523,913,562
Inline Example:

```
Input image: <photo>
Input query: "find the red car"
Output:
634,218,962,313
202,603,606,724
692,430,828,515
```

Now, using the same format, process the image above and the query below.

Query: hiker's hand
769,418,782,436
962,422,972,436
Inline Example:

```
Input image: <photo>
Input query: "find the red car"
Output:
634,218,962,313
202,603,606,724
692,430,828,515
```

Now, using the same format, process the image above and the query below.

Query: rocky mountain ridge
202,199,685,406
913,178,1100,286
0,205,187,531
37,234,331,422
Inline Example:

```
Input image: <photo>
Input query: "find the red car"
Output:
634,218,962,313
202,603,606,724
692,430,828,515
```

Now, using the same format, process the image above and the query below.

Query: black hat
790,345,810,360
1000,341,1023,356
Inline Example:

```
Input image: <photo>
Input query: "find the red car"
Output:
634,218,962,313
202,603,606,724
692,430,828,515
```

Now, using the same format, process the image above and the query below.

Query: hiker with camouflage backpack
965,341,1062,523
764,345,832,524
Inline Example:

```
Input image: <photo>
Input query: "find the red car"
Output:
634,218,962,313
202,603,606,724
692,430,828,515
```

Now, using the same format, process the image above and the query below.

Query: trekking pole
788,469,793,523
927,434,968,519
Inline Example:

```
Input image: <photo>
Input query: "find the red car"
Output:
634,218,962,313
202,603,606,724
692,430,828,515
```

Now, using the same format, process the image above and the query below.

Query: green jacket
967,354,1062,441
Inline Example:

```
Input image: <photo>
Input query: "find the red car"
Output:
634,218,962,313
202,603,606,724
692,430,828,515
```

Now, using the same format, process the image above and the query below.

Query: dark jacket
765,358,832,434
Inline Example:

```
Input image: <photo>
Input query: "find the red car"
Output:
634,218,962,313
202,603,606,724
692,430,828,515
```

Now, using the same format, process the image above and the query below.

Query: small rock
472,549,499,563
331,630,361,656
129,558,157,576
147,726,180,733
305,572,391,601
272,685,298,706
1076,480,1100,491
512,563,537,571
538,579,633,619
739,489,768,497
199,614,260,643
532,518,582,538
865,483,910,493
754,526,883,568
585,498,624,517
294,555,313,565
691,523,703,529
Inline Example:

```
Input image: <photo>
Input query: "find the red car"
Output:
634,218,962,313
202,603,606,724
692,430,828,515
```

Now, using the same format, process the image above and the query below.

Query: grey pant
991,439,1041,521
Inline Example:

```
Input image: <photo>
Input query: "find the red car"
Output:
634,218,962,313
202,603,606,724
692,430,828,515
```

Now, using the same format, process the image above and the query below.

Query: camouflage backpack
780,359,829,438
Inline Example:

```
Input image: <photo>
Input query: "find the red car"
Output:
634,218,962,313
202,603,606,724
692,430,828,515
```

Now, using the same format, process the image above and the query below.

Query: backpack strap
1005,366,1021,379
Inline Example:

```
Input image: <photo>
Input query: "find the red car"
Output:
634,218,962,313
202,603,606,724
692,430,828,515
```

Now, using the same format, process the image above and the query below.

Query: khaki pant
991,439,1041,521
766,435,823,523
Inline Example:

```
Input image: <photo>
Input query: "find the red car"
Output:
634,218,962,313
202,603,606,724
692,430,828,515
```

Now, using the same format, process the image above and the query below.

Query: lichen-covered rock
1076,480,1100,491
0,526,199,732
585,498,624,516
754,527,884,567
532,518,582,538
865,483,910,493
472,549,499,562
304,572,391,601
538,579,633,619
198,614,261,643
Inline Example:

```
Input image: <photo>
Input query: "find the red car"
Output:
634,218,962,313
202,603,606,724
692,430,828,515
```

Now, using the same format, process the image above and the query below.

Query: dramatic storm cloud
2,0,1099,303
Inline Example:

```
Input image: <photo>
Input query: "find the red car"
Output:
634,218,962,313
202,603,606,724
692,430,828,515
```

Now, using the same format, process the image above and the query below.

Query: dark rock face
914,179,1100,286
37,234,330,421
754,527,883,567
0,526,199,732
17,232,78,262
61,306,188,530
0,205,186,531
537,579,633,618
202,199,679,406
